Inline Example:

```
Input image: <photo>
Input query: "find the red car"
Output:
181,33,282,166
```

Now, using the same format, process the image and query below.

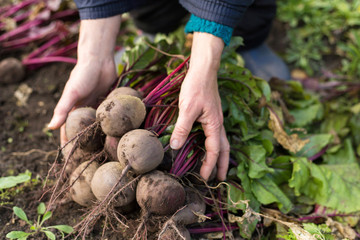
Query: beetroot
69,160,99,207
136,171,185,215
65,107,104,152
90,162,136,207
117,129,164,173
107,86,142,99
96,95,146,137
0,58,25,85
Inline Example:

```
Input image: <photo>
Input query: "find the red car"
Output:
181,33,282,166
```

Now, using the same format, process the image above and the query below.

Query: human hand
48,16,121,135
170,32,230,181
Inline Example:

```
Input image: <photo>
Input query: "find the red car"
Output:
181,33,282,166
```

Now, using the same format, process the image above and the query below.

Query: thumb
48,88,79,130
170,108,197,150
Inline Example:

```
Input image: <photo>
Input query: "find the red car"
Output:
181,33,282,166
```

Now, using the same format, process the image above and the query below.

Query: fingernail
170,139,179,149
47,118,56,129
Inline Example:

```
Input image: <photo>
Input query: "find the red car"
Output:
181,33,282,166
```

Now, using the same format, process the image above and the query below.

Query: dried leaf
204,232,233,239
326,218,357,240
1,18,16,31
291,69,308,79
14,84,33,107
268,109,309,153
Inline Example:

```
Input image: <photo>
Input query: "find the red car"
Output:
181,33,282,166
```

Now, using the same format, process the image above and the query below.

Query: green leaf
303,223,334,240
268,156,292,185
235,161,261,211
289,103,322,127
13,207,29,223
6,231,30,239
251,175,293,213
41,212,52,226
320,113,350,137
295,134,333,158
255,78,271,102
43,230,55,240
323,138,356,164
37,203,46,215
288,158,360,213
227,183,248,212
49,225,74,234
228,163,260,239
0,170,31,190
289,158,311,196
262,139,274,156
240,145,274,179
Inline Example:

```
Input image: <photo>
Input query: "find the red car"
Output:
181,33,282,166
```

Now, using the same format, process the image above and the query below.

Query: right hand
48,16,122,137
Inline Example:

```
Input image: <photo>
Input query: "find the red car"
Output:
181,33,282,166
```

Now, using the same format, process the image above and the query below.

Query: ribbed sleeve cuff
185,14,233,46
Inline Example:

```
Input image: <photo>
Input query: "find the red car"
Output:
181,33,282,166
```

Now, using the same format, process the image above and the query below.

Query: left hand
170,32,230,181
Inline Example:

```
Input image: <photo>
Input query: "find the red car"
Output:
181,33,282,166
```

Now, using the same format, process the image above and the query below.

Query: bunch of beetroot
52,57,214,239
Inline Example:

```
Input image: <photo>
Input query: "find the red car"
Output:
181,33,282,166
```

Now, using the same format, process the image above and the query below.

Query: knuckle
174,124,190,136
223,144,230,153
179,101,193,113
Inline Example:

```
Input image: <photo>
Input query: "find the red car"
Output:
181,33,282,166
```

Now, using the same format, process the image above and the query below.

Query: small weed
6,202,73,240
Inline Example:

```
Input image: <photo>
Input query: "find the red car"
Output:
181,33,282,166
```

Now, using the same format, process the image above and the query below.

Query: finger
48,85,80,130
170,105,198,150
199,122,221,181
216,126,230,181
60,124,68,147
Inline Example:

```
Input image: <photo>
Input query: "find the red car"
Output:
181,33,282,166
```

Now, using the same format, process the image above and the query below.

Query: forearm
77,15,121,64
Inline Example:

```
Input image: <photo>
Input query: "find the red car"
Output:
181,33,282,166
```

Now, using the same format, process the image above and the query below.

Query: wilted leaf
326,218,356,240
268,109,310,153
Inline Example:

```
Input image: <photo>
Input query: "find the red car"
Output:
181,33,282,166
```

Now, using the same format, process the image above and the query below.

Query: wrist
189,32,224,74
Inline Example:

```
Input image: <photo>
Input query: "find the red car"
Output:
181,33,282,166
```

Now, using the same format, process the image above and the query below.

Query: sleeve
73,0,148,20
179,0,254,28
184,14,233,46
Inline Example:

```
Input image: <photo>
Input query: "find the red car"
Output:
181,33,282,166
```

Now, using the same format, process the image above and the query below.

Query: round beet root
107,87,142,99
0,58,25,85
70,160,99,207
160,226,191,240
104,135,120,161
136,171,185,215
91,162,136,207
62,141,91,175
65,107,104,152
173,188,206,225
117,129,164,174
96,95,146,137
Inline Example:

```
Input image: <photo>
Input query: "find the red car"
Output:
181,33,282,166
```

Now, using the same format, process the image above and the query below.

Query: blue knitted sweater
73,0,254,45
